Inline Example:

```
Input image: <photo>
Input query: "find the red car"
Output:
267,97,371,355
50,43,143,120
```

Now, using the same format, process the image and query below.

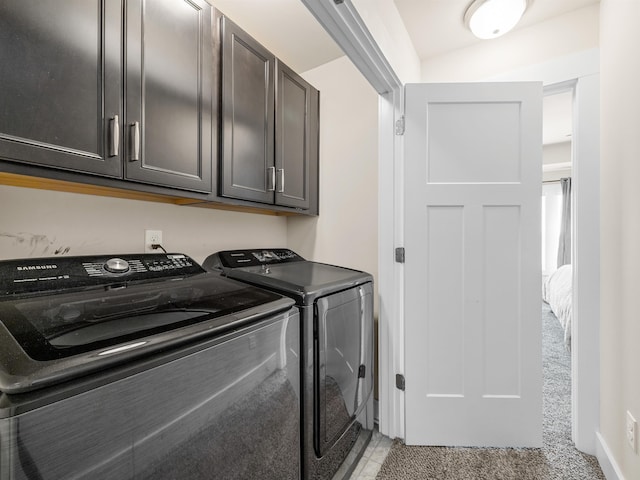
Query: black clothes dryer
203,249,375,480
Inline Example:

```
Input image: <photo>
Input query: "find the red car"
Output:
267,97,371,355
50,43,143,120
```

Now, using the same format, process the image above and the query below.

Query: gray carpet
376,303,605,480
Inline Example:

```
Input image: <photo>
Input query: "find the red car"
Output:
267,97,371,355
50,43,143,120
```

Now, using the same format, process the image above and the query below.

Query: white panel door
404,82,543,447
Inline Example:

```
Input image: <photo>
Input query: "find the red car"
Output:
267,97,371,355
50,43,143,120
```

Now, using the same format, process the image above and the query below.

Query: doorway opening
541,88,575,445
541,89,573,343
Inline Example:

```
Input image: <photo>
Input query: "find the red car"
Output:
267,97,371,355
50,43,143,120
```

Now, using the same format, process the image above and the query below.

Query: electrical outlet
627,411,637,453
144,230,163,253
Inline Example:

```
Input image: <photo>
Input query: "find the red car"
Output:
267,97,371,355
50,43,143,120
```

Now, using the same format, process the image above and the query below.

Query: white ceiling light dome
464,0,530,40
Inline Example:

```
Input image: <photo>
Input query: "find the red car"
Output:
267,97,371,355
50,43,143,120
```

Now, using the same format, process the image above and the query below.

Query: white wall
288,55,379,316
543,141,572,182
600,0,640,478
421,4,599,82
0,185,287,264
544,141,572,166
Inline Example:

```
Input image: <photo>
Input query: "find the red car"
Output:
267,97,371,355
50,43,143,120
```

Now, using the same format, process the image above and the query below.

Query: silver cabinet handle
277,168,285,193
130,121,140,161
267,166,276,191
108,115,119,157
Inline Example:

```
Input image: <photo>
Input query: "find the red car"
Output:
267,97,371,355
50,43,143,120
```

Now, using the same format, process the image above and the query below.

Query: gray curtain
557,177,572,267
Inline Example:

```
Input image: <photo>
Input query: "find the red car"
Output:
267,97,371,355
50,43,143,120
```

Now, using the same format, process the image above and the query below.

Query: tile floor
348,429,393,479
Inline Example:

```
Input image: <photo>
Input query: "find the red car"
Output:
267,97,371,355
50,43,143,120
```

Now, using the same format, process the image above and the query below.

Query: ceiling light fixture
464,0,530,40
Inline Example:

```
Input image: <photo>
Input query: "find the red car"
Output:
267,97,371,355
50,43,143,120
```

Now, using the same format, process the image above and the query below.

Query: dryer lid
225,261,372,304
203,249,373,303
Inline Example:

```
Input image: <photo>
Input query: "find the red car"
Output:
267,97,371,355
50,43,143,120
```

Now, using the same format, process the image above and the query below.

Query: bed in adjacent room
543,264,573,350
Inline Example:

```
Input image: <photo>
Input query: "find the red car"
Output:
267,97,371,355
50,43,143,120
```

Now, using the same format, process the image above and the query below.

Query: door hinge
395,116,405,135
334,0,344,4
395,247,405,263
396,374,405,391
358,365,366,378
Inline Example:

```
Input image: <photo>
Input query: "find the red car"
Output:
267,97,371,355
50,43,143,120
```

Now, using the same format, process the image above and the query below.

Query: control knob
104,258,130,274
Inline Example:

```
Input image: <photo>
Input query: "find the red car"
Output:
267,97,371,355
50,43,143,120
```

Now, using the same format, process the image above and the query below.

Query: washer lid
0,273,284,360
0,256,293,394
225,261,373,304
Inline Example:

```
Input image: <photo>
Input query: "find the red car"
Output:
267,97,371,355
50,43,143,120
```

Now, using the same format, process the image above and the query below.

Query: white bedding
543,264,573,349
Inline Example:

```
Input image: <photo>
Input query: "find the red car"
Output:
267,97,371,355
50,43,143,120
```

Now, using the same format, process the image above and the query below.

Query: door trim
300,0,406,440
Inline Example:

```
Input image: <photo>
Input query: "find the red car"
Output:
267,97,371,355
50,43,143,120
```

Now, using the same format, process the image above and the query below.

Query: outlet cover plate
144,230,162,253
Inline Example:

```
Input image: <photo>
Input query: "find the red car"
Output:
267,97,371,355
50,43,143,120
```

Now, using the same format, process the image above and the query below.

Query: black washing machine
203,249,374,480
0,253,300,480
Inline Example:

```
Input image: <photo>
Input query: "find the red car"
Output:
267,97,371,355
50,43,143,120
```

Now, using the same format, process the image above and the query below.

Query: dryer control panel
207,249,304,269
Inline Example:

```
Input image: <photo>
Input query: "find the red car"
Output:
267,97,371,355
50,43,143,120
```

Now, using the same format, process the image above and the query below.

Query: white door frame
487,52,600,454
301,0,600,454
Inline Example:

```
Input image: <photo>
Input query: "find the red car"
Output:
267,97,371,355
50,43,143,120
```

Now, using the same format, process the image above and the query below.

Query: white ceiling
393,0,599,60
210,0,599,72
210,0,584,146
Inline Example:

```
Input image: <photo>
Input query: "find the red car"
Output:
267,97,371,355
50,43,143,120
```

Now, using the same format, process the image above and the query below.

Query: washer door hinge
395,116,405,135
396,373,405,391
395,247,405,263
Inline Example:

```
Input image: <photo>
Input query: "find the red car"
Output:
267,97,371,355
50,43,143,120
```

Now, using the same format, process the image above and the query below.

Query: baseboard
596,432,626,480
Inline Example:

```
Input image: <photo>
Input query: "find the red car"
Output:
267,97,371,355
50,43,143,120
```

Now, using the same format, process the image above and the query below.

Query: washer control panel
1,253,204,295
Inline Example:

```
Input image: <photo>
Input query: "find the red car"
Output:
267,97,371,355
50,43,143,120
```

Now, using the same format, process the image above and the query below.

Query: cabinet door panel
125,0,213,193
276,62,312,209
0,0,122,177
220,18,275,204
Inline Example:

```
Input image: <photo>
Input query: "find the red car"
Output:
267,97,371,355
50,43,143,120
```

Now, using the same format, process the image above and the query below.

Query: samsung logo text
17,265,58,271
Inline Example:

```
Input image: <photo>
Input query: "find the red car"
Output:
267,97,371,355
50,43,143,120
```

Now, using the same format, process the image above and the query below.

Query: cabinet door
220,17,275,204
125,0,213,193
0,0,122,177
308,88,320,215
275,61,314,209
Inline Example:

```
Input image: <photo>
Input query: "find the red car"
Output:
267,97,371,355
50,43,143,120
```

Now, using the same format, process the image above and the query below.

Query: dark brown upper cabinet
219,16,318,212
0,0,123,178
124,0,213,193
276,60,315,210
219,17,275,204
0,0,214,194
